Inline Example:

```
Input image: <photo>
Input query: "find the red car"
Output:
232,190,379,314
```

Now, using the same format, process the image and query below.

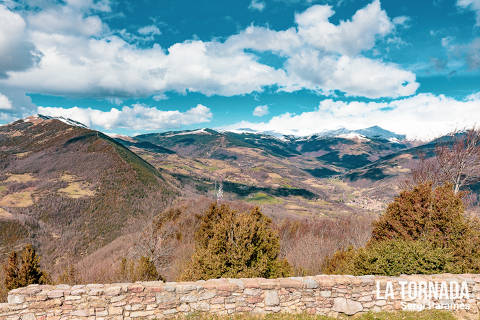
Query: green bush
180,203,292,280
323,183,480,275
352,239,453,276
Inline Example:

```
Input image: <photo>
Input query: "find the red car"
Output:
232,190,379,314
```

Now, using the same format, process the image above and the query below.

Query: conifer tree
181,203,292,280
17,245,49,286
3,251,19,291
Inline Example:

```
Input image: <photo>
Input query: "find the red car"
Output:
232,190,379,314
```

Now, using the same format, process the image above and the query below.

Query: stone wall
1,274,480,319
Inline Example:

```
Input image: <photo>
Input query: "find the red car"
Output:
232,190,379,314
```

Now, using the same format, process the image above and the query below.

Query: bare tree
408,128,480,194
133,215,177,271
408,152,441,187
436,129,480,193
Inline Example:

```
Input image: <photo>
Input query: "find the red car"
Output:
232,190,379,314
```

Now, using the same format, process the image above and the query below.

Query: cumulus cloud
249,0,266,11
253,105,269,116
37,104,212,131
0,0,417,102
224,2,418,98
282,52,418,98
0,93,12,110
295,0,393,55
0,5,39,77
457,0,480,25
225,93,480,140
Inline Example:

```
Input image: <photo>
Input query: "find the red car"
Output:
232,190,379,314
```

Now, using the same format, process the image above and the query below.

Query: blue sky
1,0,480,139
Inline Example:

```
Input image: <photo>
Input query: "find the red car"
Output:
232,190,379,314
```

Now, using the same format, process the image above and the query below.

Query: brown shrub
277,214,373,275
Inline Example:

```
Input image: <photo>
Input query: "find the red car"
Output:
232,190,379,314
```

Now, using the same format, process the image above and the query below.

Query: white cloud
138,25,161,36
0,5,39,77
225,93,480,140
4,35,287,97
0,93,12,110
457,0,480,25
0,0,417,119
253,105,269,116
27,3,105,37
37,104,212,131
152,93,168,101
249,0,266,11
295,0,393,55
392,16,410,27
282,51,418,98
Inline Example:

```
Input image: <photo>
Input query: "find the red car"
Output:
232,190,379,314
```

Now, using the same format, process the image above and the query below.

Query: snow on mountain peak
24,114,88,129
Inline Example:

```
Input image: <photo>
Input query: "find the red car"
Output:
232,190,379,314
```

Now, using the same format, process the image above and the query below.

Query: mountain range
0,115,467,277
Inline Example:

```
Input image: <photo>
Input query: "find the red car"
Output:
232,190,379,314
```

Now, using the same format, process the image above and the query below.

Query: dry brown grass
0,208,12,219
58,182,95,198
4,173,37,183
0,191,34,207
60,173,78,182
14,152,31,158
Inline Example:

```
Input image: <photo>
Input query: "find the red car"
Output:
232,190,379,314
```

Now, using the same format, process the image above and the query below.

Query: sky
1,0,480,139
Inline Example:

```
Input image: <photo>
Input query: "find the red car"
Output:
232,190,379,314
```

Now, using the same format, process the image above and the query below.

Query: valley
0,115,474,283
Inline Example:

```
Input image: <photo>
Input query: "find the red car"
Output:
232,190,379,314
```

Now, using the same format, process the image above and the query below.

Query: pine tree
17,245,49,287
3,251,19,291
180,203,292,281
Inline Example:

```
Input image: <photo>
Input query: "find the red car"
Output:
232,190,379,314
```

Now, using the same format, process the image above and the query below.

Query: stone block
333,297,363,315
264,290,280,306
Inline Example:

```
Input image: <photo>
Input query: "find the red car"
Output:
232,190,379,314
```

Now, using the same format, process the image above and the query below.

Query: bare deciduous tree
133,214,178,272
408,128,480,194
436,129,480,193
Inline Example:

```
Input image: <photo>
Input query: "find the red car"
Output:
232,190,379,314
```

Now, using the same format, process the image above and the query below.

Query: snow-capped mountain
315,126,406,141
223,126,406,142
25,114,88,129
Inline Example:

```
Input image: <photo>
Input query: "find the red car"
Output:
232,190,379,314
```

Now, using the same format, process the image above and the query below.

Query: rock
320,290,332,297
105,287,121,296
304,278,318,289
156,292,176,304
264,290,280,306
20,313,35,320
7,295,25,304
198,290,216,301
333,297,363,315
70,309,89,317
179,294,198,303
191,302,210,311
130,310,154,318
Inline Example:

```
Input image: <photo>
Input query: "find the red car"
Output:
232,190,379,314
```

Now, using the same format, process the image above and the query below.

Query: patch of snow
164,128,213,137
25,114,88,128
335,133,369,141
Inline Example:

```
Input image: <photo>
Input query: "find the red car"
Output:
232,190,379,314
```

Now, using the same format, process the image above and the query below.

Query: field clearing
5,173,37,183
14,152,30,158
58,182,95,198
61,173,80,182
0,191,34,207
0,208,12,219
247,192,283,205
